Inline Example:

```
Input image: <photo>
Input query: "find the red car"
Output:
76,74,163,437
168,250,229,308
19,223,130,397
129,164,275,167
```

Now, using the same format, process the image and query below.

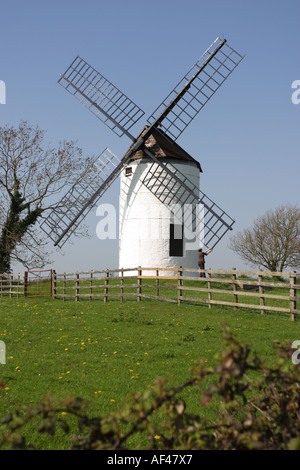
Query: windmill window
125,167,132,177
169,224,183,257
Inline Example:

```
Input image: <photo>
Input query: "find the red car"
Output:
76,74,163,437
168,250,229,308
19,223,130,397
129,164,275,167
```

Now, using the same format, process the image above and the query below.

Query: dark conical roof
124,126,202,172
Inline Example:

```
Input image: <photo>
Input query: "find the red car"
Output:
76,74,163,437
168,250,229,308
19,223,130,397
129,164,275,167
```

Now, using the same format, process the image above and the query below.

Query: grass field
0,296,299,449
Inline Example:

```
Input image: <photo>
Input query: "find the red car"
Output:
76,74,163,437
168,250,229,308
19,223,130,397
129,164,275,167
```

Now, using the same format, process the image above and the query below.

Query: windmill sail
141,146,234,250
147,37,244,141
58,56,144,139
41,139,234,250
40,149,124,248
43,37,243,250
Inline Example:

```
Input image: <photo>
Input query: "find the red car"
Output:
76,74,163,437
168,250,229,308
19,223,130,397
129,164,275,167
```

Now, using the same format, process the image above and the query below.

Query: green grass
0,296,299,449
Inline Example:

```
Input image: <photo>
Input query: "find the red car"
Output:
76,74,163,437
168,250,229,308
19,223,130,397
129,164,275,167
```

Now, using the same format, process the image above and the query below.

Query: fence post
24,271,28,298
75,273,79,302
63,273,66,301
104,269,109,303
156,269,159,298
258,272,265,315
16,274,19,298
89,271,93,302
231,268,238,309
52,270,57,299
9,273,13,298
207,268,212,309
137,267,142,302
121,268,124,303
290,270,296,322
177,266,182,305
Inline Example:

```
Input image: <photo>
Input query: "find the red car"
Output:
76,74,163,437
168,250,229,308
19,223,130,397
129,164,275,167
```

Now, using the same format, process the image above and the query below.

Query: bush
1,326,299,450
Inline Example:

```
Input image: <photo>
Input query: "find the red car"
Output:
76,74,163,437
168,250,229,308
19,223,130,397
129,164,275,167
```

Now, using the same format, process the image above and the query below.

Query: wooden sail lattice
41,37,244,249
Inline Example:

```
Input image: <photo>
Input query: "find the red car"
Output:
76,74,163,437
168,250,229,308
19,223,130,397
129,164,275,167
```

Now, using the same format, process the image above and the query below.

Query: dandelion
154,435,160,440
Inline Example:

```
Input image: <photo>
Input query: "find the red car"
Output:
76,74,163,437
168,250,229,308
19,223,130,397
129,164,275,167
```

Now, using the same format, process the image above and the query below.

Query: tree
0,121,87,273
229,205,300,272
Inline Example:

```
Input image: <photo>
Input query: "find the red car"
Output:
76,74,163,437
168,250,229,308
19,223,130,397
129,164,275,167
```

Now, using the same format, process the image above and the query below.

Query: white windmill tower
40,38,244,273
118,126,203,274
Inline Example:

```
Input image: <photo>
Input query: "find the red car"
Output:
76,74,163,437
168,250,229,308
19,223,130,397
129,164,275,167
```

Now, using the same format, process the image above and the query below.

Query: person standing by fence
198,248,211,277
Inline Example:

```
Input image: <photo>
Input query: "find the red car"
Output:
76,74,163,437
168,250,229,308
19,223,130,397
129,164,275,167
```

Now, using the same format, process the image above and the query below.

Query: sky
0,0,299,274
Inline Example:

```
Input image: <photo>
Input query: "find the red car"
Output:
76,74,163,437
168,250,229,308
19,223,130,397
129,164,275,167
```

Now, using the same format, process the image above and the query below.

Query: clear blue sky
1,0,299,273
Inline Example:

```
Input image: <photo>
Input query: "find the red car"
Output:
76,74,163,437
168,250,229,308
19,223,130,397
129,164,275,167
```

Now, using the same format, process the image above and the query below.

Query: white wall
119,157,201,276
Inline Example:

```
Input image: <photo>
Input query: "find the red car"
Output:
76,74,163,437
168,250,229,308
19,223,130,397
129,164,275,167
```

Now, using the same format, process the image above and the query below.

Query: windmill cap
123,126,202,172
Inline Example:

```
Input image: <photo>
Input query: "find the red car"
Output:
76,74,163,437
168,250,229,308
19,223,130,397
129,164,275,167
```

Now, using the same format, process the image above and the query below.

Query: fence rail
0,267,299,320
0,273,24,298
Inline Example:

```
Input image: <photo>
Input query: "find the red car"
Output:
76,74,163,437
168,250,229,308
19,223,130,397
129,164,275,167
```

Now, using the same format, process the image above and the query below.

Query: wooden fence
0,273,24,298
1,267,299,321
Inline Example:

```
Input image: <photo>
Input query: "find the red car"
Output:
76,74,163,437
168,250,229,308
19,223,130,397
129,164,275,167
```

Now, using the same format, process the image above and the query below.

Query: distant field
0,296,299,449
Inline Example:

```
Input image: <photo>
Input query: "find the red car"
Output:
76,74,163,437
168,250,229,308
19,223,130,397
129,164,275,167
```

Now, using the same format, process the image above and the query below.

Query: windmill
40,37,244,273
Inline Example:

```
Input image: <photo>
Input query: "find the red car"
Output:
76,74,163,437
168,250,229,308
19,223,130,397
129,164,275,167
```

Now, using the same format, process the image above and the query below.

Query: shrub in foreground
0,327,299,450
